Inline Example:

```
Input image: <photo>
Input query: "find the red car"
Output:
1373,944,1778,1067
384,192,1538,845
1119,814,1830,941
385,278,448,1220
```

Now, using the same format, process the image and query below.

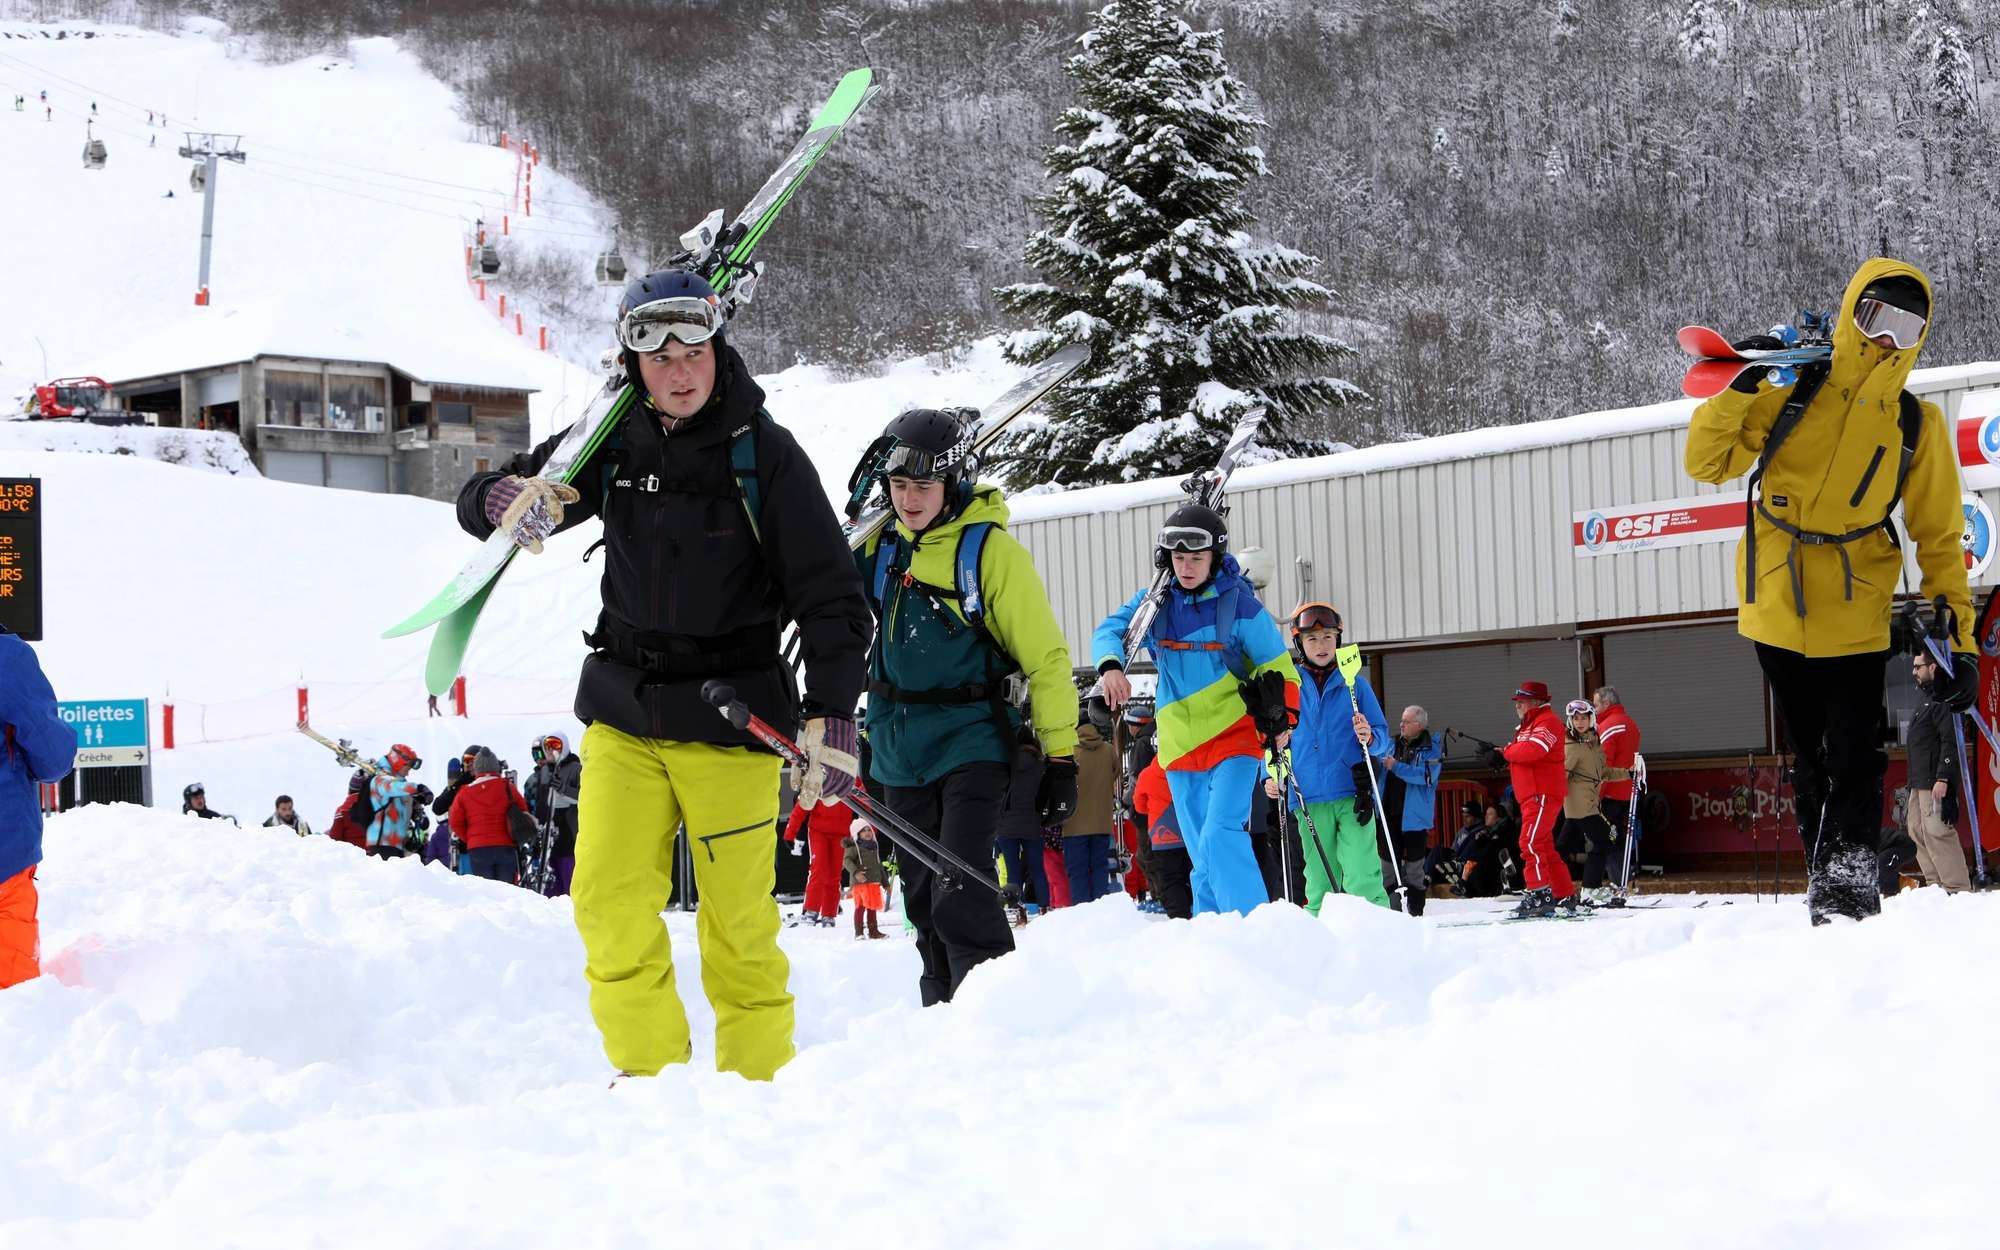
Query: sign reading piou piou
0,477,44,641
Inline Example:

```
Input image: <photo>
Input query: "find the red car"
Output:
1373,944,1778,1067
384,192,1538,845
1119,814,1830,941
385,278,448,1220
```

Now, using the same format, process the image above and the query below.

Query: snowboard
1676,324,1832,399
1120,408,1268,661
384,68,883,695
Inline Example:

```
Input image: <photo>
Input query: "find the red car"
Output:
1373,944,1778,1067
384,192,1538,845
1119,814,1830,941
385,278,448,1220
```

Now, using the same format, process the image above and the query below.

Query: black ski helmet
615,268,726,404
879,406,981,525
1857,274,1929,317
1154,503,1228,572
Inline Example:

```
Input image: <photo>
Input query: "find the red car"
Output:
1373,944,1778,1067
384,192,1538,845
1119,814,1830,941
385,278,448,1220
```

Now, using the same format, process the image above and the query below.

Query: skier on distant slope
1684,257,1972,924
852,405,1077,1005
454,268,870,1080
1095,506,1300,917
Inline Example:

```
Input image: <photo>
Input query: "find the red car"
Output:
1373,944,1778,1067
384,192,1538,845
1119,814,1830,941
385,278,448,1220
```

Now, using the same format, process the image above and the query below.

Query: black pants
1756,643,1890,916
1252,821,1306,906
883,762,1015,1006
1134,819,1195,919
1594,801,1631,888
1560,814,1612,886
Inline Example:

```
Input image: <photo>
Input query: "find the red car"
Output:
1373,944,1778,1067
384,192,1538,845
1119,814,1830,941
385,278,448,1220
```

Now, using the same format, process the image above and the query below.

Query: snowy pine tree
994,0,1357,488
1676,0,1727,65
1925,21,1977,123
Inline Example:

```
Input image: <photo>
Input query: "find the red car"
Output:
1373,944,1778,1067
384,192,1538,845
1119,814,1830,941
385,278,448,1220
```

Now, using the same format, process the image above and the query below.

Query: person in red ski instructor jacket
1590,686,1642,896
448,747,530,883
784,787,854,927
1483,680,1574,917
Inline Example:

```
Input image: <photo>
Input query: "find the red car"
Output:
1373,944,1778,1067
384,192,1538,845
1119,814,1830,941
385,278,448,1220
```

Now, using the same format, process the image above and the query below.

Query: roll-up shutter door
1600,624,1767,756
259,450,321,487
327,453,388,494
1379,638,1577,748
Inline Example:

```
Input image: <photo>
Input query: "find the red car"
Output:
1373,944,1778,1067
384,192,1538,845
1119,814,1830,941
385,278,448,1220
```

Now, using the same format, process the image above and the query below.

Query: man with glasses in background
454,269,870,1081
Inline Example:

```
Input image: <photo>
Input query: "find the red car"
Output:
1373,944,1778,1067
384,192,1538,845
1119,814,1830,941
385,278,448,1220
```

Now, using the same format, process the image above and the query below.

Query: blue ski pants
1164,755,1266,916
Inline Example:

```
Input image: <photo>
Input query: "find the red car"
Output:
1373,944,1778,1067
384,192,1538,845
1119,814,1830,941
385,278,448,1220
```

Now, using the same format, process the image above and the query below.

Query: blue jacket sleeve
1389,735,1442,784
0,636,76,783
1092,587,1150,671
1354,675,1392,760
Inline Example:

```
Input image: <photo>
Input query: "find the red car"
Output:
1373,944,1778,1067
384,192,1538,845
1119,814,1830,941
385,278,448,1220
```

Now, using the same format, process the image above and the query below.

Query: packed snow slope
0,15,1023,741
3,805,1993,1249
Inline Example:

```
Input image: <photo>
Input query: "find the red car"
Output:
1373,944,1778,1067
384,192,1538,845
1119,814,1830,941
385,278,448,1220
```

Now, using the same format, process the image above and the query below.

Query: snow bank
3,804,1995,1247
0,420,258,475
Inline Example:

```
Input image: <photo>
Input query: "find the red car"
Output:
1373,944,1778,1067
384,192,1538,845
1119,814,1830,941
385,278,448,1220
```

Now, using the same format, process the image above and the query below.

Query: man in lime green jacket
856,408,1077,1005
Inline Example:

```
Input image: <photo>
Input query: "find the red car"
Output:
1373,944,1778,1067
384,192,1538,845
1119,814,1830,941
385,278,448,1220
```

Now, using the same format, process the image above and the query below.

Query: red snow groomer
28,376,111,418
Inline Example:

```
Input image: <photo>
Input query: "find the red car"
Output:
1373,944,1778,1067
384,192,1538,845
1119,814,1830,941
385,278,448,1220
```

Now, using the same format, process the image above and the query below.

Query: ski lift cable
0,45,604,211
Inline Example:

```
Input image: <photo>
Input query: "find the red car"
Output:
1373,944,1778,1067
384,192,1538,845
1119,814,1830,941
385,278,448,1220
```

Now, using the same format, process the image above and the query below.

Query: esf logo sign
1964,495,1996,579
1611,513,1674,540
1581,513,1608,551
1979,412,2000,465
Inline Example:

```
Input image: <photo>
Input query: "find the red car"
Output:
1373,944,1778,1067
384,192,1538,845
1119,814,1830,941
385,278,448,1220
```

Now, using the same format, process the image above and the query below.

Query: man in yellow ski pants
456,270,871,1078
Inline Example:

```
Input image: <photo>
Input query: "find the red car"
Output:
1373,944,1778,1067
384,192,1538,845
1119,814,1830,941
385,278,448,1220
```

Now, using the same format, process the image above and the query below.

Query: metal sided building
1007,362,2000,868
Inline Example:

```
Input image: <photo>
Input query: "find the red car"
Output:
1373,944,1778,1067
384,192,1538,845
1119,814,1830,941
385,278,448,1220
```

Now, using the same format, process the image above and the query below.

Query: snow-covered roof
1009,360,2000,524
91,298,540,393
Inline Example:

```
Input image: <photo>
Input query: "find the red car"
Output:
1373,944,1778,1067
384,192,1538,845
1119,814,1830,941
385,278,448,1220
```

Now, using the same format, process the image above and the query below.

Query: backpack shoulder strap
954,521,996,635
868,530,902,615
1878,389,1927,550
731,416,764,543
1742,363,1833,606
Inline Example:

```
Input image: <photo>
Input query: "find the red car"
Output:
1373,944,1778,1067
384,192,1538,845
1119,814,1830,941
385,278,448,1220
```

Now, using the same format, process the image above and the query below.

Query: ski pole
700,681,1005,897
1606,772,1644,907
1910,600,1989,887
1335,646,1408,910
1275,747,1337,901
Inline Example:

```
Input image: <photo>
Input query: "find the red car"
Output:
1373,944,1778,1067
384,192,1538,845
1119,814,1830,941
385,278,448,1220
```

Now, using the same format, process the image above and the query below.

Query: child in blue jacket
0,624,78,988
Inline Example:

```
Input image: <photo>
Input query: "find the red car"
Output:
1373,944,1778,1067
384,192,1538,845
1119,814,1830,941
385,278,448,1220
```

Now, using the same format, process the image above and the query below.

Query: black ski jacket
454,343,870,746
1906,695,1957,791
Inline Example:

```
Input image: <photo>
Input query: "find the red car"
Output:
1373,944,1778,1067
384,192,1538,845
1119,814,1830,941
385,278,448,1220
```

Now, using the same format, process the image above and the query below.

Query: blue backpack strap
730,417,763,542
955,522,995,635
1213,582,1246,680
869,531,902,614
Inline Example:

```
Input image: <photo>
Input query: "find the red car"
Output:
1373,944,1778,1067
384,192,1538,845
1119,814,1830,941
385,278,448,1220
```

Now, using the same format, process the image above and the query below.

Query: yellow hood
1828,256,1932,409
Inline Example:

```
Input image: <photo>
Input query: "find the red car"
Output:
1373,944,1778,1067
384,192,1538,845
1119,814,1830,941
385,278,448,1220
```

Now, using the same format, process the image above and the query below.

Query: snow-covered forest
48,0,1984,450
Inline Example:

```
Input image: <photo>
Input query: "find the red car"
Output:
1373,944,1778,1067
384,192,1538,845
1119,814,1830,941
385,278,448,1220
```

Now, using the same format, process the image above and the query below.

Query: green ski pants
1295,798,1390,913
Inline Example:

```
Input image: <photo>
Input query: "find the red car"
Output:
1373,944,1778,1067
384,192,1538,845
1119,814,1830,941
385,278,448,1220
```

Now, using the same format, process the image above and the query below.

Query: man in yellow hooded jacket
1685,257,1974,923
856,407,1078,1005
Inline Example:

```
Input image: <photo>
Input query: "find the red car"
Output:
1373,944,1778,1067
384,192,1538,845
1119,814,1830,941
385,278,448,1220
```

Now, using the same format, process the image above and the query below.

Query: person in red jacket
783,788,852,928
1482,680,1574,917
1590,686,1641,897
448,747,530,883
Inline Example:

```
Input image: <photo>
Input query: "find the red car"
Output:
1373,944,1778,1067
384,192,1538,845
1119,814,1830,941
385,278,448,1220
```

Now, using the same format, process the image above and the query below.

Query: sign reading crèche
0,477,42,641
58,699,150,767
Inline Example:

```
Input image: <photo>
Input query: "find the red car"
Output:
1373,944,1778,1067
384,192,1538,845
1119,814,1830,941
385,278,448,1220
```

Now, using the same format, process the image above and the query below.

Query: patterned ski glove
1037,756,1079,827
793,716,860,809
1043,828,1065,854
483,475,582,555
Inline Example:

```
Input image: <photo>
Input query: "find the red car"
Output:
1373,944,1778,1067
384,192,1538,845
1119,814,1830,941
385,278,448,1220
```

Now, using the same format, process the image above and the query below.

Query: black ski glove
1350,762,1376,827
1729,334,1787,393
1239,671,1292,739
1940,653,1979,712
1037,756,1079,827
1481,747,1507,773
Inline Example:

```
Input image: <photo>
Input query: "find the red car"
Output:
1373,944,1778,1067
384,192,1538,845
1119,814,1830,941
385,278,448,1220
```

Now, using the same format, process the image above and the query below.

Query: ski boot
1511,886,1557,919
1555,892,1580,916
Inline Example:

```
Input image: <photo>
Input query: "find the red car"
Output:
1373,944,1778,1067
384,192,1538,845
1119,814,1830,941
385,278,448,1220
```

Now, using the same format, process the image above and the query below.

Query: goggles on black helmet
617,294,723,353
1853,297,1926,351
881,434,973,483
1157,525,1219,554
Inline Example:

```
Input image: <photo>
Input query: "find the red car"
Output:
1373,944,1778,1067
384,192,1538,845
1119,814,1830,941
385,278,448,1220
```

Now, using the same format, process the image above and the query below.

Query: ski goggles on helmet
881,435,973,483
617,294,724,353
543,735,565,755
1290,602,1342,635
1564,700,1594,718
1157,525,1219,553
1852,297,1926,350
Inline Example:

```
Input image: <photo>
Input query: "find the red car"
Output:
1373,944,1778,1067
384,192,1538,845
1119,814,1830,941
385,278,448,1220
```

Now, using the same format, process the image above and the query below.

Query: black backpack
345,769,376,829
